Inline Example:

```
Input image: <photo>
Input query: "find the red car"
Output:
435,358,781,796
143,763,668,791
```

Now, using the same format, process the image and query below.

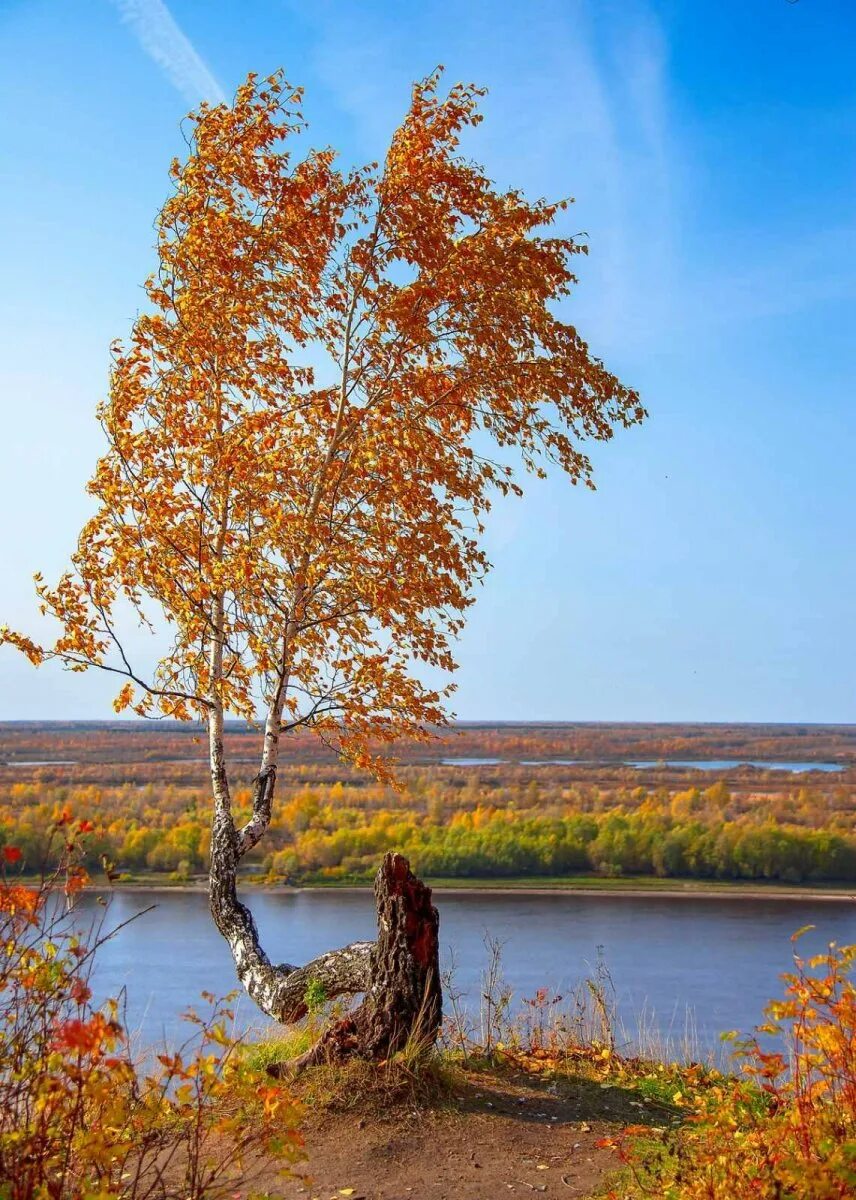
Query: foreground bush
604,933,856,1199
0,819,303,1200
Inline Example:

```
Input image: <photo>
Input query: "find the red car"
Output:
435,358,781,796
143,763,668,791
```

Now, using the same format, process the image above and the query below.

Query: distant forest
1,722,855,885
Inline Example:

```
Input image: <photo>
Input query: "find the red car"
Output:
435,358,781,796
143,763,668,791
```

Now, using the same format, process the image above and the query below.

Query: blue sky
1,0,854,722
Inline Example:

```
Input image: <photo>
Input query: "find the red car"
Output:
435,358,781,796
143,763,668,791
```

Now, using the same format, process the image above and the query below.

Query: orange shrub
608,932,856,1199
0,820,303,1199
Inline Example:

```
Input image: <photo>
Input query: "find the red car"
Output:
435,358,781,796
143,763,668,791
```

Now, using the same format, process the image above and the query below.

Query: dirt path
261,1070,658,1199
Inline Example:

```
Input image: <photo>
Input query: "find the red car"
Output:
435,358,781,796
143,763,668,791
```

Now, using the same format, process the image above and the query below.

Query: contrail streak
109,0,226,104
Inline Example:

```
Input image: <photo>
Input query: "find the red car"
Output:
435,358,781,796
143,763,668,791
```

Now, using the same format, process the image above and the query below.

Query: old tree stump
289,853,441,1069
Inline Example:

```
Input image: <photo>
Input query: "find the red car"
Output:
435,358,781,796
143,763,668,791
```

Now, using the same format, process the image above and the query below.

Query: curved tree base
209,805,441,1066
273,853,441,1072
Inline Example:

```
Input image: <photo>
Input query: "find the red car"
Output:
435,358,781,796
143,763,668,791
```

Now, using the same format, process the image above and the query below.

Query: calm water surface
439,758,845,772
627,760,844,773
78,890,855,1056
4,758,846,771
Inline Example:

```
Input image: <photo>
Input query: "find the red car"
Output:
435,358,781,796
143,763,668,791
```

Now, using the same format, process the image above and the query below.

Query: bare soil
262,1068,667,1200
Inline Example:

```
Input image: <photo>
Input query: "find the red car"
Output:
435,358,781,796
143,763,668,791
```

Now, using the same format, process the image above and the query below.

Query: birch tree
3,71,644,1059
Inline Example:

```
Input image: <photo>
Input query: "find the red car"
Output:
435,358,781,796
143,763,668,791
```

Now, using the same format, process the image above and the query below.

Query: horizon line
0,718,855,730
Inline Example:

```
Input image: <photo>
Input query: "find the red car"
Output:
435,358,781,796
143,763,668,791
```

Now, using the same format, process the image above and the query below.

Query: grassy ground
403,875,854,895
236,1022,699,1200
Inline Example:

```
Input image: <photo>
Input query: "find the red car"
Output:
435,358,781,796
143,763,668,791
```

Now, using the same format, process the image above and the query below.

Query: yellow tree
3,71,644,1059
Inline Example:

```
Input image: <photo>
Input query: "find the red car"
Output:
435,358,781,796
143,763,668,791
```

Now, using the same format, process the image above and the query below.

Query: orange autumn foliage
603,935,856,1200
0,824,303,1199
1,69,642,767
0,881,39,916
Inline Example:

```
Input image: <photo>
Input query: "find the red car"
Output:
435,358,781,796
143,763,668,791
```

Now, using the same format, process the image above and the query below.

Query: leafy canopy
3,70,643,765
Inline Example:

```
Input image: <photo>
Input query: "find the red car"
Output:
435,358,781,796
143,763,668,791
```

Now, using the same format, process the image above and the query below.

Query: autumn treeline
3,777,855,885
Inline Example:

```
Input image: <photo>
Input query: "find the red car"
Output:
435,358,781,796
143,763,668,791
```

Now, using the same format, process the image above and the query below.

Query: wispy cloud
109,0,226,104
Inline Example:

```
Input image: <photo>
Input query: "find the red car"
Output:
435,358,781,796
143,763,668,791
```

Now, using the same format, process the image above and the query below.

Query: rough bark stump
294,852,441,1067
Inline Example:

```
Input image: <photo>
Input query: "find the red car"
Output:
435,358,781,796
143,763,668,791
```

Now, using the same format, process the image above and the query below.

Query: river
77,888,855,1060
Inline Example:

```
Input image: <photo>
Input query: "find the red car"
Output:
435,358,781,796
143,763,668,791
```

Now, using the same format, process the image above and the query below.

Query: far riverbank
72,874,856,902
